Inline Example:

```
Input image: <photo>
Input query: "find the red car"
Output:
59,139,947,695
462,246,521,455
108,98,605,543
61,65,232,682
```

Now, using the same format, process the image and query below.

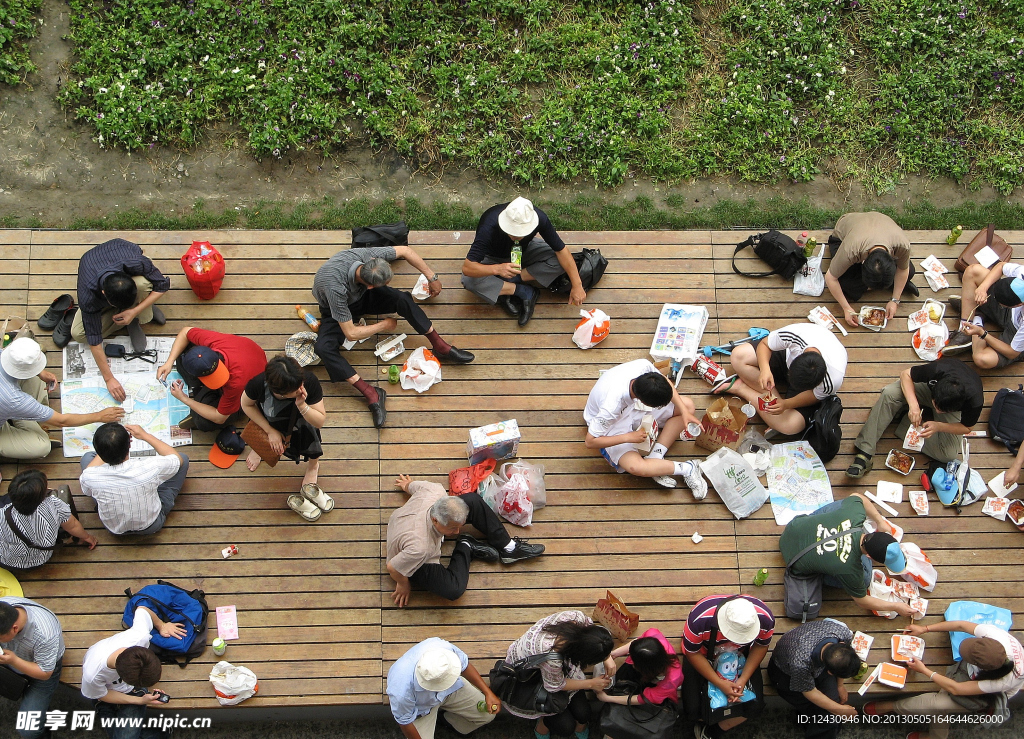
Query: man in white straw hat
0,337,124,460
386,637,500,739
461,197,586,326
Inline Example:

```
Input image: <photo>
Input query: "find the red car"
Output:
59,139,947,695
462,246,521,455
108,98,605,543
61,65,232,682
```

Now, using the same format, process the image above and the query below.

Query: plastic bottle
753,568,769,586
510,244,522,268
946,225,963,246
212,638,226,657
796,231,808,249
804,235,817,257
295,305,320,332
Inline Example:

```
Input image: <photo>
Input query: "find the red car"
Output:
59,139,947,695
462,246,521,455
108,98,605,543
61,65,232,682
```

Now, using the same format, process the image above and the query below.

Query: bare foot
301,459,320,488
245,449,263,472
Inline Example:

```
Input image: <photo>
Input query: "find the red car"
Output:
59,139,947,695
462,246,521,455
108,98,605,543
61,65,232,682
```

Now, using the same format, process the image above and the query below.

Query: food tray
886,449,915,475
878,662,908,689
891,635,925,663
859,306,887,331
907,299,946,331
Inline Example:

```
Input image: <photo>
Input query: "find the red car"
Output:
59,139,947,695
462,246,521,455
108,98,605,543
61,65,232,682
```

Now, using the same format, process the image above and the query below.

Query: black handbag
351,221,409,248
599,679,678,739
0,665,28,701
548,248,608,293
732,231,806,280
489,652,571,715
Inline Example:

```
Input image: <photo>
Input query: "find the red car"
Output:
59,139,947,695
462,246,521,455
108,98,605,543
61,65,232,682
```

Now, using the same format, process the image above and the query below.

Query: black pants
408,493,512,600
768,657,842,739
314,287,432,382
544,690,591,737
681,658,765,738
174,357,243,432
828,236,917,302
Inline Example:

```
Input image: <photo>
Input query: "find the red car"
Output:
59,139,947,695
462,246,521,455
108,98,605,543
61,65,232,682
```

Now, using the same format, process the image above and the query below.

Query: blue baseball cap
1011,277,1024,303
884,542,907,573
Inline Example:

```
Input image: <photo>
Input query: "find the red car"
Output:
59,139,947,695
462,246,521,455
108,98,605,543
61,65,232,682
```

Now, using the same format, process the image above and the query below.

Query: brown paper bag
695,396,748,453
593,591,639,643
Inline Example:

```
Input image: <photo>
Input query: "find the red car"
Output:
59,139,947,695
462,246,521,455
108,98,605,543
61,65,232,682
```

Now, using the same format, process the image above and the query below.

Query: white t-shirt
765,323,847,401
80,608,154,700
584,359,665,438
972,624,1024,697
999,263,1024,352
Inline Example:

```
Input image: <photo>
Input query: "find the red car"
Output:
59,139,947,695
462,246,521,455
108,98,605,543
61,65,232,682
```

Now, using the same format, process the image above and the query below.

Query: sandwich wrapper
411,274,432,300
983,496,1011,522
988,472,1019,498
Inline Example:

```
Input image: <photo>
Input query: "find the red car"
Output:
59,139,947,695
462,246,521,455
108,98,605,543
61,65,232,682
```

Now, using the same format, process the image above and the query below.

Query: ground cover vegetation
16,0,1024,194
0,0,41,85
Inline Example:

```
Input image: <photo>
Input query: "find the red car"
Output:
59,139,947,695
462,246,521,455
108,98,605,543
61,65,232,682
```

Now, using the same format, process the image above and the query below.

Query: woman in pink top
596,628,682,706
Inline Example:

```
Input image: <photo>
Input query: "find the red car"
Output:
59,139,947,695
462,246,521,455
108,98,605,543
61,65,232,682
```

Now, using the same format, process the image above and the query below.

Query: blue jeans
94,701,169,739
17,658,62,739
80,453,189,535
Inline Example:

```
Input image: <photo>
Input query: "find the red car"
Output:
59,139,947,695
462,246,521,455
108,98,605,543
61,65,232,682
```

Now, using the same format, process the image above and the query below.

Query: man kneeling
386,475,544,607
584,359,707,495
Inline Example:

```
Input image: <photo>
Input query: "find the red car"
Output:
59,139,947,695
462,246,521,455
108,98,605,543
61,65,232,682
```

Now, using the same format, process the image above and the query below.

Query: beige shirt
828,211,911,276
386,481,446,577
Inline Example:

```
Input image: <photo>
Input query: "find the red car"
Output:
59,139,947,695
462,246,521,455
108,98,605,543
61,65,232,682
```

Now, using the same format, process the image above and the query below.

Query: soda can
388,365,400,384
690,355,726,386
212,638,226,656
753,568,769,586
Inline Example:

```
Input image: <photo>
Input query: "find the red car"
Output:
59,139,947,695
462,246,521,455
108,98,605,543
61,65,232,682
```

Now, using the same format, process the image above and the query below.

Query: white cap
414,648,462,692
0,337,47,380
498,197,540,238
718,598,760,645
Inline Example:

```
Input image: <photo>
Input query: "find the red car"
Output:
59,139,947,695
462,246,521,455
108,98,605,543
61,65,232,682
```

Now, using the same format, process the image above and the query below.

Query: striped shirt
77,239,170,346
769,619,852,693
0,497,72,570
311,246,398,324
682,595,775,656
765,323,847,401
0,596,64,674
79,455,181,534
0,363,54,427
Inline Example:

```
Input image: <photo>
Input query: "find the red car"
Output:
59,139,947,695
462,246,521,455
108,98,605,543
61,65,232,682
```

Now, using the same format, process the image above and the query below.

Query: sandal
710,374,738,394
845,452,873,479
287,494,321,522
301,483,335,512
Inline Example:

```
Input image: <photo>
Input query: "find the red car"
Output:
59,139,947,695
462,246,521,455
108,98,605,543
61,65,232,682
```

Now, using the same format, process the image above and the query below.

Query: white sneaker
682,460,708,500
653,475,678,488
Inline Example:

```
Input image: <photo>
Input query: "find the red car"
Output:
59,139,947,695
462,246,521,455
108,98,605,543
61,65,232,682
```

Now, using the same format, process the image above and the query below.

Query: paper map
767,440,833,525
61,337,192,457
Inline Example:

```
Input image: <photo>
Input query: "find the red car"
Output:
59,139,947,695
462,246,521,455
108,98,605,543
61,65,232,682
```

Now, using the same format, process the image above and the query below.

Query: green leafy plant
0,0,42,85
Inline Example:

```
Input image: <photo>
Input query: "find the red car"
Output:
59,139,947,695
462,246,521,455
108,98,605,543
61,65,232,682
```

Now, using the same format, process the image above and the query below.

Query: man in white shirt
81,606,183,739
0,597,65,739
716,323,846,436
945,261,1024,368
79,423,188,536
584,359,707,495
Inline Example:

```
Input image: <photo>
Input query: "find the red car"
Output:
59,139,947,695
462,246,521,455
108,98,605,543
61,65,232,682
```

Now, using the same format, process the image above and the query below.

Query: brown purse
240,422,282,467
955,223,1013,274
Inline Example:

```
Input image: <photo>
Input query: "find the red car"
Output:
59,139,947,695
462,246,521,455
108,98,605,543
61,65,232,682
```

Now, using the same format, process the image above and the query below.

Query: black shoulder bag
599,677,679,739
548,249,609,293
732,231,806,280
351,221,409,248
489,652,571,715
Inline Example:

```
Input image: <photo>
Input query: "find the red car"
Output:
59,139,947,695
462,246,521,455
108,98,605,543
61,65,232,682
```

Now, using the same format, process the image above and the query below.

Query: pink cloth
626,628,683,704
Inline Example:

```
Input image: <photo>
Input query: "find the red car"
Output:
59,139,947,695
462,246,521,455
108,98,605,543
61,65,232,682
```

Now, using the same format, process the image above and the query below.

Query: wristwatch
982,330,989,339
889,298,900,304
427,274,440,283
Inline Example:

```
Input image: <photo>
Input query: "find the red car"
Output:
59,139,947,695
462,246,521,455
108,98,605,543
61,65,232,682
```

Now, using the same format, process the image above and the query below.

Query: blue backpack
123,580,209,668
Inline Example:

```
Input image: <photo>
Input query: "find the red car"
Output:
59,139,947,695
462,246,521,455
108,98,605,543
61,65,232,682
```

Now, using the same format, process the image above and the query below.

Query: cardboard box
467,419,521,465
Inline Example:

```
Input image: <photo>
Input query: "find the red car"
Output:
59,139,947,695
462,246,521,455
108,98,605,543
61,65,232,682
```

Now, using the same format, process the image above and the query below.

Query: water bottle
510,244,522,268
946,225,963,246
295,305,320,331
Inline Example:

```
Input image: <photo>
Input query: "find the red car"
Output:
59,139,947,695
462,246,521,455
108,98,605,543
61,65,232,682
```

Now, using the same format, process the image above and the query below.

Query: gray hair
359,258,393,287
429,496,469,526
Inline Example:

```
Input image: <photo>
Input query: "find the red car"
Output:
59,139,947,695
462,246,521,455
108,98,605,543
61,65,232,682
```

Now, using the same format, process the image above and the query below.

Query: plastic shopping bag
400,347,442,393
497,472,534,526
869,570,902,619
944,601,1013,661
912,322,948,361
707,651,756,710
210,661,258,705
572,308,610,349
478,473,505,513
892,542,937,592
793,246,825,297
181,241,226,300
698,447,768,519
501,460,547,509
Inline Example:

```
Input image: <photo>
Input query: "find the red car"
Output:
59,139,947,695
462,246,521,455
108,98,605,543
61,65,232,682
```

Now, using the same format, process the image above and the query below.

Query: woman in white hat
461,197,587,326
0,337,123,459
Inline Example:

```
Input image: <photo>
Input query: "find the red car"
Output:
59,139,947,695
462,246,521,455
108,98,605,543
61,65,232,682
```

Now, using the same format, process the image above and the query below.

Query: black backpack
801,395,843,463
351,222,409,248
732,230,807,280
547,248,608,293
990,385,1024,453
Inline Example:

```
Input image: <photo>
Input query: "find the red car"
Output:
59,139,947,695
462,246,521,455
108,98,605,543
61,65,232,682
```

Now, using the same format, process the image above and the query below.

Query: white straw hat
0,337,47,380
718,598,760,645
414,648,462,692
498,196,540,238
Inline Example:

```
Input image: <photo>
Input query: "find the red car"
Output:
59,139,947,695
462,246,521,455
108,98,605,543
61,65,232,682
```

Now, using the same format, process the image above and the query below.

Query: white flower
99,87,108,93
202,55,209,62
232,68,240,73
258,60,266,69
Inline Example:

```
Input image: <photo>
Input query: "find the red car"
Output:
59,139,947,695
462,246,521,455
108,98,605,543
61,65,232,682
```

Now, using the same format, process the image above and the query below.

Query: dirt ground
1,0,1021,227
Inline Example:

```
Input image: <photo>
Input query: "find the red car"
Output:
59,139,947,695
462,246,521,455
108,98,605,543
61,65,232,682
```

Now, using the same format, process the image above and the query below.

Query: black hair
974,661,1015,682
0,603,18,636
788,352,827,393
265,355,305,396
628,636,678,684
632,372,672,408
115,646,162,687
543,620,614,669
862,250,896,290
94,423,131,465
822,643,862,679
8,469,49,516
992,277,1024,308
102,272,138,310
931,374,966,415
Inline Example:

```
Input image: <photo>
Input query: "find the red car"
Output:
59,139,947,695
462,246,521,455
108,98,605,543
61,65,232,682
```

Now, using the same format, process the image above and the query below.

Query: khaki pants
855,380,962,463
411,682,494,739
892,690,975,739
0,377,52,460
70,275,154,344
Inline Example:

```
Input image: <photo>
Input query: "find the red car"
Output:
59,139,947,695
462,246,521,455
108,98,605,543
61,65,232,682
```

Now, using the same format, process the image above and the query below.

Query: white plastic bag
501,460,546,509
400,347,442,393
698,447,769,519
572,308,610,349
411,274,432,300
869,570,901,619
892,542,938,592
210,660,258,705
478,473,505,513
912,322,948,361
793,246,825,297
497,472,534,526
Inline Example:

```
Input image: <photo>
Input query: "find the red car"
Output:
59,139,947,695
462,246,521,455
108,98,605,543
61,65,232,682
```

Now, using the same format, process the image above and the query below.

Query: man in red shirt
156,326,267,432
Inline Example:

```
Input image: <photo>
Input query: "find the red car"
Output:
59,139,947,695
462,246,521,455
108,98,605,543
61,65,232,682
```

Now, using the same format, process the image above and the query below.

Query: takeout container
851,631,874,661
891,635,925,663
904,425,925,452
910,490,930,516
374,334,408,361
878,662,908,689
859,306,887,331
1008,499,1024,530
886,449,915,476
907,299,946,331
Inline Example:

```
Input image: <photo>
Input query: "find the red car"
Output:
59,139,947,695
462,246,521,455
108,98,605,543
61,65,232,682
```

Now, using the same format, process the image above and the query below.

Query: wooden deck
2,228,1023,709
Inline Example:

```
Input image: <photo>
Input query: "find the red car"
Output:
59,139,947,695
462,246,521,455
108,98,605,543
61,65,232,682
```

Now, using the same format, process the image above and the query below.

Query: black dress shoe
437,346,475,364
518,287,539,327
905,281,920,298
37,294,74,330
456,534,500,562
368,386,387,429
496,295,521,318
500,537,545,564
53,308,77,348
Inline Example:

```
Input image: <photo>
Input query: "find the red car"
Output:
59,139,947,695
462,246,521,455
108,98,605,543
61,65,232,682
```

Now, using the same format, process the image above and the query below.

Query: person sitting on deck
0,597,68,739
584,358,707,495
825,211,919,329
943,260,1024,368
385,474,544,607
461,197,586,325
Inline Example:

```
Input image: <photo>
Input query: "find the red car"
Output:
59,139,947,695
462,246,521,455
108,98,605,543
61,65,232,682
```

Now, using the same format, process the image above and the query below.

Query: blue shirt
386,637,469,725
0,363,53,427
